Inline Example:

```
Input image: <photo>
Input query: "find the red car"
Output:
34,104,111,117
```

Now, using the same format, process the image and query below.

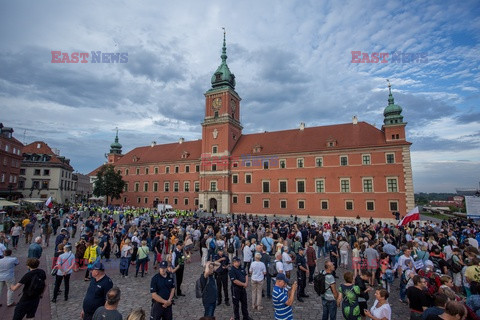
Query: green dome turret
211,29,236,90
110,128,122,154
383,80,404,125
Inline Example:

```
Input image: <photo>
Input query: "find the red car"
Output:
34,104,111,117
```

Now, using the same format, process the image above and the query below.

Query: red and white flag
45,197,53,208
398,206,420,226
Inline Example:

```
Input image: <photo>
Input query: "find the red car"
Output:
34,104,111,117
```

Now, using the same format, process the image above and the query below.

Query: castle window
366,201,375,211
153,182,158,192
232,195,238,204
154,167,158,174
194,181,199,192
232,175,238,184
280,200,287,209
363,178,373,192
340,156,348,166
165,166,170,174
210,181,217,191
245,196,251,204
315,179,325,193
212,146,218,154
175,166,179,173
134,183,139,192
387,178,398,192
184,182,190,192
321,200,329,210
389,201,398,211
315,157,323,167
340,178,350,193
345,200,353,210
145,167,149,174
262,181,270,193
297,158,304,168
185,165,190,173
279,159,286,168
386,153,395,164
245,174,252,184
144,182,148,192
184,198,189,205
136,168,140,175
279,180,287,193
174,182,179,192
297,180,305,193
298,200,305,209
362,154,371,165
263,160,269,169
164,182,170,192
263,199,270,208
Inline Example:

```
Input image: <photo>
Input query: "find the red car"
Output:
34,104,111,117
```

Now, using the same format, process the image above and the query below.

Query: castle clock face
212,97,222,110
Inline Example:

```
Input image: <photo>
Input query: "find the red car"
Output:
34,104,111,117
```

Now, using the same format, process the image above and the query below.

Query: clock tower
199,31,242,213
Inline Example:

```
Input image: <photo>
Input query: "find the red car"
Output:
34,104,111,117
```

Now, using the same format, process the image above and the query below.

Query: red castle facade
89,35,414,221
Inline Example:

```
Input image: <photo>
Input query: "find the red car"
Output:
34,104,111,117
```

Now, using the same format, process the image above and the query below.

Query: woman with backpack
338,271,362,320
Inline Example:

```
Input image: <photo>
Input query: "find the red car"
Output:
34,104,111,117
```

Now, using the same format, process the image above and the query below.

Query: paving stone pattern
1,228,412,320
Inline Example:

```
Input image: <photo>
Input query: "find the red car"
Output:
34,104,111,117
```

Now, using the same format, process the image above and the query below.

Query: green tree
93,165,125,205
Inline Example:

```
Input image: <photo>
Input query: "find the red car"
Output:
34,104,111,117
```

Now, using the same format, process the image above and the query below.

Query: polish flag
398,206,420,226
45,197,53,208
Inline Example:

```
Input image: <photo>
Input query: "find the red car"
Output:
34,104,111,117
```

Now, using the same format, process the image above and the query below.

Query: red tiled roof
22,141,73,170
114,140,202,166
231,122,410,156
88,165,103,177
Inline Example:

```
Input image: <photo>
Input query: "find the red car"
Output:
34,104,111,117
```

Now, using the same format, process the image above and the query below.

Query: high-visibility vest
84,245,98,263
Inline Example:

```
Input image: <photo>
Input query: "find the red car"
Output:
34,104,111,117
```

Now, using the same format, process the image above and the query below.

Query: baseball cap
276,273,288,282
232,257,241,262
91,262,105,270
298,247,305,251
159,261,168,269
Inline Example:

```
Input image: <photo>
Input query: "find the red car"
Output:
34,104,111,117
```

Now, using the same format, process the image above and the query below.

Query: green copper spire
110,127,122,154
383,80,404,125
211,28,236,89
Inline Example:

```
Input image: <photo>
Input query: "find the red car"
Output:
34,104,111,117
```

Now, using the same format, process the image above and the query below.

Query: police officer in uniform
229,257,252,320
296,247,309,302
213,248,230,306
150,261,175,320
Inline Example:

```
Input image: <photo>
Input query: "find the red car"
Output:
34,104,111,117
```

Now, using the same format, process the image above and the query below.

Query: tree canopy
93,164,125,205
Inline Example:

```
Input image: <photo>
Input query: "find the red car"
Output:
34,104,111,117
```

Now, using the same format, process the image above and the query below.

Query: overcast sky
1,0,479,193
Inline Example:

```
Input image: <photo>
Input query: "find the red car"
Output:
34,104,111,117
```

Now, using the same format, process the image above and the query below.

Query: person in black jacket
200,261,219,317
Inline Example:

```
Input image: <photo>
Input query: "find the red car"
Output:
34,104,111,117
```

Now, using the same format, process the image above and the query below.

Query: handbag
52,253,72,276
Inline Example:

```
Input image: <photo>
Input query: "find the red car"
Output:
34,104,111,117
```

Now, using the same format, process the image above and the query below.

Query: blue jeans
317,245,325,258
400,280,407,302
265,274,272,297
322,298,337,320
203,302,216,317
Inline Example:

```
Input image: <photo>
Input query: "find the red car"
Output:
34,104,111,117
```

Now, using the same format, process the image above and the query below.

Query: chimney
352,116,358,125
299,122,305,131
179,137,184,144
151,141,156,147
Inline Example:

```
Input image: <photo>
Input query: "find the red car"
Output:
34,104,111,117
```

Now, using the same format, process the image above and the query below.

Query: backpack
268,261,278,278
227,239,235,254
209,239,216,251
195,275,207,299
314,271,327,295
447,257,462,273
25,272,46,297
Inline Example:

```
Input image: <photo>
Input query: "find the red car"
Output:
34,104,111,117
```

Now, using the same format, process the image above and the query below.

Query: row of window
0,143,21,155
243,153,396,169
120,153,397,176
236,177,399,193
127,196,199,207
127,177,399,194
231,197,399,211
0,173,17,184
123,165,201,176
128,181,201,193
1,157,21,168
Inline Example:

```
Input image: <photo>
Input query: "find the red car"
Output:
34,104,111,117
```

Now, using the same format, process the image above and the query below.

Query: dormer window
252,144,263,153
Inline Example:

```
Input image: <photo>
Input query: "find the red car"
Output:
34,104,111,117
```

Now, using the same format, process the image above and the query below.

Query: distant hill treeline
415,192,458,205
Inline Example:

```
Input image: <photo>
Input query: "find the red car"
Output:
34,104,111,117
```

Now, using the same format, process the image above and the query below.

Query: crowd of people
0,205,479,320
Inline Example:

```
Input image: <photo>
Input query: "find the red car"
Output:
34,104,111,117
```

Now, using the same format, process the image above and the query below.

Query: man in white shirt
282,247,293,279
274,252,285,277
249,253,266,310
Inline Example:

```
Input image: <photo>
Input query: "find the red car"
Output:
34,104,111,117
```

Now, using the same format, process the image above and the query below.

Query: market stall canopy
0,199,20,206
22,199,45,204
89,196,105,201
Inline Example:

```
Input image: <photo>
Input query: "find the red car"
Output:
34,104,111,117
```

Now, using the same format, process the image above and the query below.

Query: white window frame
366,200,375,211
345,200,354,210
362,177,374,193
297,158,304,168
315,157,323,167
386,177,398,192
362,154,371,165
279,180,287,193
386,153,395,164
340,155,348,166
296,179,306,193
315,178,325,193
340,178,350,193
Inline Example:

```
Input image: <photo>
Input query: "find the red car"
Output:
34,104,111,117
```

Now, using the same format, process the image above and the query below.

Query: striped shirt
272,285,293,320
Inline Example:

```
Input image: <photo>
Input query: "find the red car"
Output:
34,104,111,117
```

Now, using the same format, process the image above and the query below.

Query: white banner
465,196,480,219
